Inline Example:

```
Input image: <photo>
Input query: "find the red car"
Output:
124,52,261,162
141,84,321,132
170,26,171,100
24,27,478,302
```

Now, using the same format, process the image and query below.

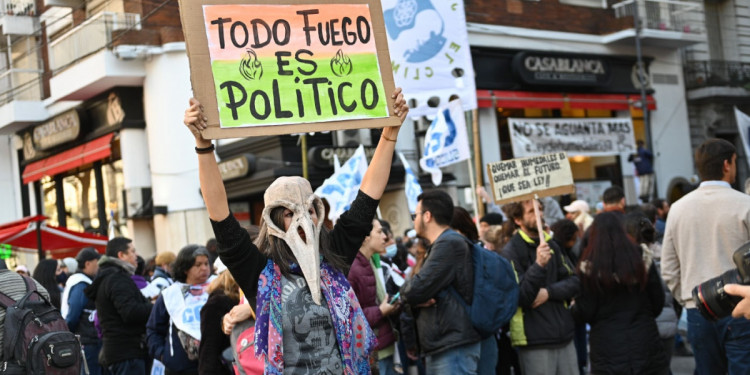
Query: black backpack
0,276,82,375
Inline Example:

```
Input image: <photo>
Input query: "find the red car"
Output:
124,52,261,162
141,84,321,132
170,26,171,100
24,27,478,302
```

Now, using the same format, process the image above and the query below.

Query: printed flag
398,152,422,214
419,100,471,186
315,145,369,222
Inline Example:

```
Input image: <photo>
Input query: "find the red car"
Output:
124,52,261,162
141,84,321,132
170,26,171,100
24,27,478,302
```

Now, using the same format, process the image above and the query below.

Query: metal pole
633,0,656,199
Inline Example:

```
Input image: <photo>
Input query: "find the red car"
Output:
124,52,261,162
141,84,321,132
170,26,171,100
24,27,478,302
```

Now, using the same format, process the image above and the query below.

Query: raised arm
184,98,230,222
359,87,409,200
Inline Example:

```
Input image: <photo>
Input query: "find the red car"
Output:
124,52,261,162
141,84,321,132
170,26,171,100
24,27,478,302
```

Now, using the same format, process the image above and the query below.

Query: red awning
22,133,115,184
476,90,657,111
0,216,107,259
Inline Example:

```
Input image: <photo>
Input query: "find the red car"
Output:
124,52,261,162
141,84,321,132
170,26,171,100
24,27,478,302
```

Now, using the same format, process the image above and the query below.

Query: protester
199,258,238,375
206,238,219,267
652,198,670,241
349,218,400,375
502,200,579,374
0,269,50,365
550,219,586,375
601,186,626,215
563,199,593,232
629,140,656,202
541,196,565,226
133,255,161,300
478,212,504,245
61,247,102,375
85,237,153,374
624,211,678,368
14,264,28,276
573,212,668,374
147,245,212,375
32,258,62,309
184,88,408,373
151,251,176,292
451,206,480,244
400,190,482,374
661,138,750,374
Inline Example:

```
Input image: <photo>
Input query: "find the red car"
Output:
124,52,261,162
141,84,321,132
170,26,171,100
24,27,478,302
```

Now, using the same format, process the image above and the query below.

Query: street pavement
670,355,695,375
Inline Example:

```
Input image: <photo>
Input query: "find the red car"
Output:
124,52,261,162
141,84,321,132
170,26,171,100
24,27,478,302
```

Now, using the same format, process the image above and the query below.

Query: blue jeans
478,336,498,375
82,343,104,375
426,342,481,375
379,355,398,375
107,358,145,375
687,308,750,375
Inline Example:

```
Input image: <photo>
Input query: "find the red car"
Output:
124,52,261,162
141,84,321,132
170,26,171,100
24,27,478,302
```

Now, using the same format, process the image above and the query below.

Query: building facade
0,0,707,263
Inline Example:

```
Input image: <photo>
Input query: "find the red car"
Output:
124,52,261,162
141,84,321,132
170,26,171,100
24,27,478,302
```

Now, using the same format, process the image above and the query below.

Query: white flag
398,152,422,214
315,145,369,222
735,107,750,170
419,100,471,186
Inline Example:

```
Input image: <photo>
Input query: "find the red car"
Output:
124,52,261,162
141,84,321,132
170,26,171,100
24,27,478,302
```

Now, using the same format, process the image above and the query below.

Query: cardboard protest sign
509,117,637,157
487,152,575,205
178,0,401,139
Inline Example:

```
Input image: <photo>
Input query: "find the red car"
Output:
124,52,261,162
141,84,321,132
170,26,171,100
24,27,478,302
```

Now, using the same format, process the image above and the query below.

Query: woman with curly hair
183,88,409,374
147,245,212,375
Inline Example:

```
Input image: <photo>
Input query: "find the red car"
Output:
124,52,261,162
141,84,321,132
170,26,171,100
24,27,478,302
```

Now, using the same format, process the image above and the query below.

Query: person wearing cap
61,247,103,375
563,200,594,233
150,251,176,293
14,265,28,276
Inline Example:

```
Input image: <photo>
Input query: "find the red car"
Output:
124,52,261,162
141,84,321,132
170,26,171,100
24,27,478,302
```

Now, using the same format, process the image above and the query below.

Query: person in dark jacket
199,259,238,375
61,248,102,375
349,218,400,375
147,245,212,375
502,200,580,374
183,89,409,374
572,212,668,375
85,237,153,375
400,190,482,374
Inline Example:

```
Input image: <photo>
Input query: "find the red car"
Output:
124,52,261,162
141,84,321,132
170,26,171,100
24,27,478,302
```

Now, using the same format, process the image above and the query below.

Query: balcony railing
612,0,703,34
0,68,43,105
49,11,140,72
684,60,750,90
0,0,36,16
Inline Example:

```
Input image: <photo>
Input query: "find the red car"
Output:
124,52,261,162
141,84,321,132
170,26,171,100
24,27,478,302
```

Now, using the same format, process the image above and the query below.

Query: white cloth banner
419,100,471,186
382,0,477,117
735,107,750,171
315,144,369,222
509,117,637,157
398,152,422,214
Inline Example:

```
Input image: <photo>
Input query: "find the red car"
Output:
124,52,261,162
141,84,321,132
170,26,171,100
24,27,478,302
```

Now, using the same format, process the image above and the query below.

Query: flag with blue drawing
315,144,369,223
419,100,471,186
398,152,422,214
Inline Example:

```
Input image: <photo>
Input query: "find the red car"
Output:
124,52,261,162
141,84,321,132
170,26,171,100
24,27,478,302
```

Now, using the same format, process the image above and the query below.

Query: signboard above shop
512,52,612,87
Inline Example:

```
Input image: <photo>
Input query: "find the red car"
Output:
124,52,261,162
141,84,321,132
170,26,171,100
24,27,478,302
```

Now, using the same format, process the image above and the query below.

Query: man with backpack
502,199,580,375
1,266,82,374
400,190,482,374
61,247,102,375
85,237,153,374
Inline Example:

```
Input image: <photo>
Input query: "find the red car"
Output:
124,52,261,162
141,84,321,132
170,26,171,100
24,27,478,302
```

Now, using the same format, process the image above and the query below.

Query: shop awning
0,215,107,259
476,90,657,111
22,133,115,184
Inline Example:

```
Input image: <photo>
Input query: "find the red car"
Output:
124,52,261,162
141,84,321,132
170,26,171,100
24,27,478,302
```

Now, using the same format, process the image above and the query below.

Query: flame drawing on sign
330,49,353,77
239,49,263,81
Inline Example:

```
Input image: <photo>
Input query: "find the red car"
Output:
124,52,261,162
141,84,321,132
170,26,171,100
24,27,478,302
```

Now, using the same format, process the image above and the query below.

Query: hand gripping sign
487,152,576,242
178,0,401,139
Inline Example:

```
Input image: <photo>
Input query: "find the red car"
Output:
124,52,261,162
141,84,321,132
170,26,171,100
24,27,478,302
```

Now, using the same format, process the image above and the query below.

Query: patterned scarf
254,259,376,374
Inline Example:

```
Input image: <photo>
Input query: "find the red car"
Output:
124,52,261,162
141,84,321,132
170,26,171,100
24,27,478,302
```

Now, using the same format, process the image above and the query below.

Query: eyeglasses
411,211,422,221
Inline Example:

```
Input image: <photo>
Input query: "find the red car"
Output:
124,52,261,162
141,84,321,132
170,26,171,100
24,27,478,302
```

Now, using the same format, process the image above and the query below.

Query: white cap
213,258,228,275
407,229,417,238
563,200,590,214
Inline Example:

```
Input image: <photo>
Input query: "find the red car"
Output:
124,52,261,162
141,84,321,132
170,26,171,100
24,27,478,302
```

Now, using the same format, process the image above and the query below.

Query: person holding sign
183,88,409,374
502,200,580,375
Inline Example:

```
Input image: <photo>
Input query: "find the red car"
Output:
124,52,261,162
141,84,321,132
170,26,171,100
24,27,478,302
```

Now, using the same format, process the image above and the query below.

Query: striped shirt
0,270,50,359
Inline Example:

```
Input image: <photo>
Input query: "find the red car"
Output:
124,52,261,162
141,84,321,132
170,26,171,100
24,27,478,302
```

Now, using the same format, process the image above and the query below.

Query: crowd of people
2,92,750,375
